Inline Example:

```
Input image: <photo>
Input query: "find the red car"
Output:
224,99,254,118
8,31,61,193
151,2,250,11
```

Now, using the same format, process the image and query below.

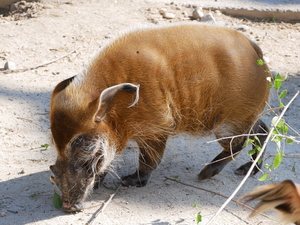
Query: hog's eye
71,134,96,155
50,176,56,184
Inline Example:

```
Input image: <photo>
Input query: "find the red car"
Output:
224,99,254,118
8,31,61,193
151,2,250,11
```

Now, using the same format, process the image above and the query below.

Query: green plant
53,192,63,209
245,61,299,181
193,202,202,224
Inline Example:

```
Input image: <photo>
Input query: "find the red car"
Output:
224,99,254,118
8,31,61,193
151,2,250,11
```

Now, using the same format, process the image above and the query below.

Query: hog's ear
52,75,76,95
94,83,140,122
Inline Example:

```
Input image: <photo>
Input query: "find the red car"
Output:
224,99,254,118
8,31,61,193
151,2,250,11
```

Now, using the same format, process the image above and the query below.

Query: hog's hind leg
198,119,268,180
122,136,168,187
234,119,269,175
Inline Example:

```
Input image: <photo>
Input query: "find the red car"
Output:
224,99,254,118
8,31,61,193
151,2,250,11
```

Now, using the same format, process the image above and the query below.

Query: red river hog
49,23,270,212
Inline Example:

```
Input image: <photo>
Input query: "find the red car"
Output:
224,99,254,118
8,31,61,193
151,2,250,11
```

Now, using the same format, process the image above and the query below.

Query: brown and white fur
49,23,270,212
240,180,300,225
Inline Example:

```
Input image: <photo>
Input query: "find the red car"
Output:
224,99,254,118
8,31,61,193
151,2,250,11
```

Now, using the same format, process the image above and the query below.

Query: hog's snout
62,199,83,213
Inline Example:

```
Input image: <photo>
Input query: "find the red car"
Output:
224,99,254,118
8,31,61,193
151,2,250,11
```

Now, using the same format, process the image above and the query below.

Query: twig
0,48,79,74
164,177,274,221
86,184,122,225
207,133,268,144
206,90,299,225
208,133,300,144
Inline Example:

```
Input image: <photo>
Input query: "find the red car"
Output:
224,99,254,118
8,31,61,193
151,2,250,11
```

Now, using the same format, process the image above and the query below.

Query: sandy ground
0,0,300,225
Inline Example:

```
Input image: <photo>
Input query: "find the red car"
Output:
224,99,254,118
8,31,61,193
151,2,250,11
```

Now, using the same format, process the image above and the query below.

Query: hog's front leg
122,136,168,187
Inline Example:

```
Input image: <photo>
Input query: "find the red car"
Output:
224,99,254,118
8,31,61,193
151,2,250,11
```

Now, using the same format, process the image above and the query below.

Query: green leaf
193,202,199,208
243,138,254,147
257,59,264,66
268,84,273,88
259,173,268,181
286,137,295,144
53,192,63,209
279,90,287,99
280,73,288,81
271,116,279,127
256,146,262,151
264,163,272,171
248,149,256,155
274,74,283,90
196,212,202,224
273,152,283,169
279,102,285,107
41,143,49,149
292,163,296,172
257,158,262,165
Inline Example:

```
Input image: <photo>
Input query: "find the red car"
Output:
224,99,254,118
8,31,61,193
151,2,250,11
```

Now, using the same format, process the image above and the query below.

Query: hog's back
82,24,270,138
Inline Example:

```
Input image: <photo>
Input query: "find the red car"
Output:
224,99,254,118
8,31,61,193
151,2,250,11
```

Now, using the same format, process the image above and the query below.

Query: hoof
234,162,259,176
198,165,221,180
122,171,150,187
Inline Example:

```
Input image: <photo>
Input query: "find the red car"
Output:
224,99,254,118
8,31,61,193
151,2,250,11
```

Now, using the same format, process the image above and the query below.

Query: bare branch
0,48,79,74
164,176,275,221
87,184,122,225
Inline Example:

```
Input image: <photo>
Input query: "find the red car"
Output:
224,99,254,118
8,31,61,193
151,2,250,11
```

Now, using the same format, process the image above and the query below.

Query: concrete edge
204,7,300,22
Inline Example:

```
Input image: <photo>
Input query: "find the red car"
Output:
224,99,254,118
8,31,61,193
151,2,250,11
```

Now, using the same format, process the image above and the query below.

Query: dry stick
0,48,79,74
206,90,300,225
208,133,300,144
164,177,274,221
87,184,122,225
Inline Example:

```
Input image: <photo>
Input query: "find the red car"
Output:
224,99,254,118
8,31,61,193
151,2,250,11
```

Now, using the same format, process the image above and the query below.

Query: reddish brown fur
50,23,270,212
240,180,300,225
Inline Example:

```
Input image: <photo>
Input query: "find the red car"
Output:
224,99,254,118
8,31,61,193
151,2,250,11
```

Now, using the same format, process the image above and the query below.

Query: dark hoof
234,162,259,175
122,172,150,187
198,165,221,180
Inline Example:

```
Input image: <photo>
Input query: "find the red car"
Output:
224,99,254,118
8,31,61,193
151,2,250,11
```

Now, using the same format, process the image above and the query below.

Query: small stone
18,169,25,175
201,13,216,23
163,13,175,19
159,8,167,15
215,10,222,15
182,11,188,17
43,4,54,9
296,73,300,76
192,9,204,19
4,61,16,70
1,212,6,217
235,25,249,32
105,35,113,39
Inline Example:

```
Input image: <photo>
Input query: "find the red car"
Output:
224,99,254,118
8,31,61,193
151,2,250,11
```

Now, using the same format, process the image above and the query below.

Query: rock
215,10,222,16
159,8,167,15
0,212,6,217
192,9,204,19
18,169,25,174
235,25,249,32
182,11,188,17
105,35,113,39
163,13,175,19
201,13,216,23
43,4,54,9
4,61,16,70
297,73,300,77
